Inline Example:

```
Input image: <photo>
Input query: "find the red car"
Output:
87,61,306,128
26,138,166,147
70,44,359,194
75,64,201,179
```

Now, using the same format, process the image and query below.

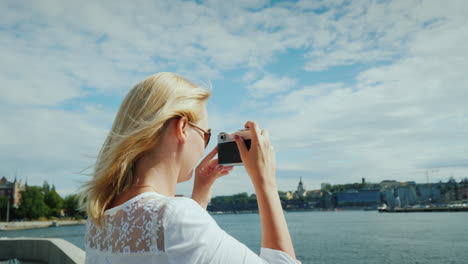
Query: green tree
0,196,9,221
42,181,51,193
17,186,49,219
208,192,258,212
64,194,80,218
321,183,332,191
0,196,7,208
44,185,64,217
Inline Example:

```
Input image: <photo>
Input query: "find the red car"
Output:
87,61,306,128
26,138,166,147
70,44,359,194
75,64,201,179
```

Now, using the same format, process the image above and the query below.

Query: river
1,211,467,263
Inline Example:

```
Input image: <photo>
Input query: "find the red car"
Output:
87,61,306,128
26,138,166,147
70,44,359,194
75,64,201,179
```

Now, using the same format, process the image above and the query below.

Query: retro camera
217,129,252,166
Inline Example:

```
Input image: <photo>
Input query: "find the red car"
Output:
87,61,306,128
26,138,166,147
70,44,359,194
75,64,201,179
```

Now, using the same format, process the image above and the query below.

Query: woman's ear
175,117,188,145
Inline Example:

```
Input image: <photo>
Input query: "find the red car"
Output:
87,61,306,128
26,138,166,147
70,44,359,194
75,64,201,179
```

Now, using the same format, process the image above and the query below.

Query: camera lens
220,135,225,140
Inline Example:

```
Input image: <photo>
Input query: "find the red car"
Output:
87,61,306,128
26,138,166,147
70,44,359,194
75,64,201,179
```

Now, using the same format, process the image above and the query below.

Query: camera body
217,129,252,166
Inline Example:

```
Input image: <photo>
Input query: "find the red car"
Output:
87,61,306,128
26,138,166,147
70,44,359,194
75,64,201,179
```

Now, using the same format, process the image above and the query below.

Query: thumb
235,135,248,160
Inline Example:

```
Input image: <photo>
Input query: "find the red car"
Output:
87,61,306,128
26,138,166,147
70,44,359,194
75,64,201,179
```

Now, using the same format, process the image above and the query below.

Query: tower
297,177,306,197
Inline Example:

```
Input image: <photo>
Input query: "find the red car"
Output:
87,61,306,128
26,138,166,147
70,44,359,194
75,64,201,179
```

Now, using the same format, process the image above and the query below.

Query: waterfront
1,211,467,264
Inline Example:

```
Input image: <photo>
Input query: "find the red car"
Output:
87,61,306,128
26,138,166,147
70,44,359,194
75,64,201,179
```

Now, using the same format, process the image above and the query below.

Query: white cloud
0,0,314,106
203,0,269,10
242,71,260,83
1,0,467,197
246,73,297,98
0,104,113,196
189,0,468,189
257,11,468,185
302,0,468,71
1,0,466,107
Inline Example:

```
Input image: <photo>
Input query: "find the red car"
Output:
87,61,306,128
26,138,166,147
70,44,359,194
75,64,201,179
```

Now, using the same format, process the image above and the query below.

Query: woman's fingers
245,121,260,144
238,121,277,188
199,159,233,176
200,146,218,166
208,158,219,169
235,134,249,158
218,166,234,177
221,166,233,173
219,171,231,177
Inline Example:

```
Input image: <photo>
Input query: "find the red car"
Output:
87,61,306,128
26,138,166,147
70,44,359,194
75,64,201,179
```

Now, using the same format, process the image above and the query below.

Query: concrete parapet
0,238,85,264
0,220,86,231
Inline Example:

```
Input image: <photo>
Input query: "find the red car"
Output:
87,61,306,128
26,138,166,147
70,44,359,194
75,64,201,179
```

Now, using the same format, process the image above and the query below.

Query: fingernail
235,135,239,140
217,165,223,171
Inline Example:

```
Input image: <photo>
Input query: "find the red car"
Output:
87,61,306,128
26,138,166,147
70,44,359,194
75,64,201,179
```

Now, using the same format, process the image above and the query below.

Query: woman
80,72,301,263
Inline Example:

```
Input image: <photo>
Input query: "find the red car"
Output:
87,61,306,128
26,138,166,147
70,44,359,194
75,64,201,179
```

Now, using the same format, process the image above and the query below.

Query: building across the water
295,177,307,198
461,178,468,199
334,190,381,209
0,176,25,208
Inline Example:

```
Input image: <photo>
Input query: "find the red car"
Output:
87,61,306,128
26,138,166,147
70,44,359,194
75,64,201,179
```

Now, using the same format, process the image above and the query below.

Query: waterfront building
334,190,381,208
296,177,306,198
0,176,25,208
396,186,417,207
461,178,468,199
379,180,399,190
321,191,333,209
306,190,322,200
382,188,396,208
444,177,460,201
416,184,441,203
279,191,294,200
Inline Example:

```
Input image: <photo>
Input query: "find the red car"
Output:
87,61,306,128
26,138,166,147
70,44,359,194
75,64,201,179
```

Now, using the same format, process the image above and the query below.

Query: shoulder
161,197,222,237
162,197,216,225
166,196,202,208
162,197,226,260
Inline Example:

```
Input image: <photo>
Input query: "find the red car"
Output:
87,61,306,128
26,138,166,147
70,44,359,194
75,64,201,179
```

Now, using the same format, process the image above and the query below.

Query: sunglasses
188,121,211,149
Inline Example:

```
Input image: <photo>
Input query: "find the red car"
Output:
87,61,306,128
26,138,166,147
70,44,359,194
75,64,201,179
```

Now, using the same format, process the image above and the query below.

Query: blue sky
1,0,467,197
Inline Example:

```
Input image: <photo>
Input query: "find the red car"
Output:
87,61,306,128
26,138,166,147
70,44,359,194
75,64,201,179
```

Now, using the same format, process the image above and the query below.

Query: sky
1,0,467,198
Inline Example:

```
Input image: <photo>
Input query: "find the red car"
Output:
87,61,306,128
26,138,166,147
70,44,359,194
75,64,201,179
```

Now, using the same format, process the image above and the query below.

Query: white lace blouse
85,192,301,264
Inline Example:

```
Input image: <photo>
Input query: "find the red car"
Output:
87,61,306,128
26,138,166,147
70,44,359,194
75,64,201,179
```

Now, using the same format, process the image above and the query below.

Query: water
1,211,467,264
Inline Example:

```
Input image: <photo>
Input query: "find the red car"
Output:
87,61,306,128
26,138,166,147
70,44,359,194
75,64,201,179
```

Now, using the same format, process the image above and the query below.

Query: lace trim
85,193,170,255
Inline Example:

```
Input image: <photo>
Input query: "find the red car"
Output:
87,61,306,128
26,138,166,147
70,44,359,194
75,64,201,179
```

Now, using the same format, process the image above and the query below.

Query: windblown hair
79,72,211,228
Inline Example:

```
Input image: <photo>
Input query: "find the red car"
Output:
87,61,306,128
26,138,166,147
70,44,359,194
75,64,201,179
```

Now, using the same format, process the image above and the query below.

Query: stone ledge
0,237,85,264
0,220,86,231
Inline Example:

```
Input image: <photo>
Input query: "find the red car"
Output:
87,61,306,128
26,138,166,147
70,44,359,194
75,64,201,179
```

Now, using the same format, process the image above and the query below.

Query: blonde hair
79,72,211,228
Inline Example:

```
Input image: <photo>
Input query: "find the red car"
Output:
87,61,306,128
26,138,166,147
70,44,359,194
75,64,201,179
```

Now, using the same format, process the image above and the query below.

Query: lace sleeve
85,194,170,255
154,198,170,251
161,197,301,264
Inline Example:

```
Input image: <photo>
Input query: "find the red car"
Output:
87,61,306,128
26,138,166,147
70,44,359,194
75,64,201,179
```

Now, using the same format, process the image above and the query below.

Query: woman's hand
235,121,297,260
191,146,233,209
235,121,277,189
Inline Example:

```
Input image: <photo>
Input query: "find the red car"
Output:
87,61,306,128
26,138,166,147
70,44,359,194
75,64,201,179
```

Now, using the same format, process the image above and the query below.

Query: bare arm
235,121,297,260
255,182,296,259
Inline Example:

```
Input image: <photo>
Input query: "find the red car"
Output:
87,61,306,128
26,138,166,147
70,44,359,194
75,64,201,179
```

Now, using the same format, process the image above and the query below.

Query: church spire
297,177,305,197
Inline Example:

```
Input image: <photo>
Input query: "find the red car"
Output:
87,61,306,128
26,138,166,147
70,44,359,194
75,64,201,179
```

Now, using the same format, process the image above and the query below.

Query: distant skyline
1,0,467,197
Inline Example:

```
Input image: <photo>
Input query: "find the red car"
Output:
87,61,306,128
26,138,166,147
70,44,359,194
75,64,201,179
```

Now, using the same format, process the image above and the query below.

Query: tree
64,194,80,218
17,186,49,219
208,192,258,212
321,183,332,191
0,196,9,221
42,181,51,193
44,185,64,217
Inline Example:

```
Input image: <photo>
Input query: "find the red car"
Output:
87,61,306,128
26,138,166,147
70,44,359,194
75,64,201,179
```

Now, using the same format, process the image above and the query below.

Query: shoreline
0,220,86,231
379,207,468,213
